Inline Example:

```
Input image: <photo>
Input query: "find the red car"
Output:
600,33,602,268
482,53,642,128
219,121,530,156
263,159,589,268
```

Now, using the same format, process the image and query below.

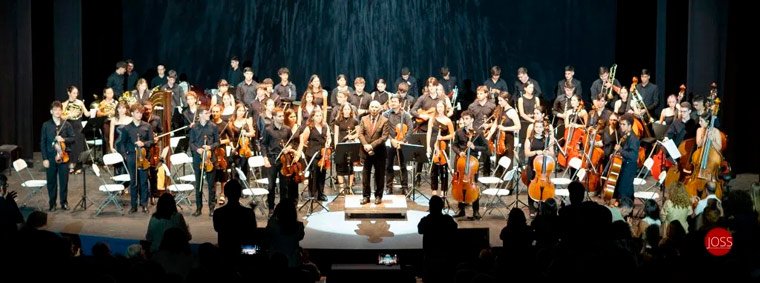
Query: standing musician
486,91,521,173
235,67,258,107
396,82,416,112
304,74,328,107
261,108,300,216
439,66,457,97
514,67,544,103
635,69,660,117
161,70,186,110
123,104,154,213
224,103,255,174
297,91,319,126
97,87,118,154
517,81,541,143
613,114,640,202
133,79,152,104
552,81,578,126
182,91,200,128
189,105,220,217
370,79,391,108
41,101,75,211
556,66,583,103
298,110,331,201
62,85,92,174
483,66,509,101
358,101,390,205
330,74,355,107
468,86,496,175
143,101,162,203
523,118,556,217
333,102,360,190
590,66,621,109
210,104,229,204
211,79,233,107
426,101,456,197
384,94,414,195
352,77,371,117
452,111,488,219
256,98,276,144
274,67,297,103
330,91,356,122
411,78,453,123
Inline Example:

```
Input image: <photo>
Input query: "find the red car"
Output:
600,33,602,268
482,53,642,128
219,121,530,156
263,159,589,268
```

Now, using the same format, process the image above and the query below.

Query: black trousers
46,160,69,206
385,147,409,192
431,163,449,192
126,154,150,208
308,155,327,198
267,157,299,208
362,150,386,199
193,162,216,209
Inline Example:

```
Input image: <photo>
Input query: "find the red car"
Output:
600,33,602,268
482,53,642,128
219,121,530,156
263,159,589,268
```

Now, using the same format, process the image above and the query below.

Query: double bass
685,99,723,199
528,125,556,202
452,129,480,204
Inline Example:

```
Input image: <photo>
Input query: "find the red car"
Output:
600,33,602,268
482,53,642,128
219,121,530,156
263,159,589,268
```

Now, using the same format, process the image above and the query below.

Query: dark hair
67,85,78,93
692,95,705,105
564,65,575,72
224,179,242,200
618,197,633,210
167,70,177,78
490,66,501,76
643,199,660,220
273,202,300,234
440,66,450,76
540,198,558,216
400,67,410,76
620,113,634,126
429,195,444,213
230,56,239,61
278,67,289,75
336,74,348,82
116,61,127,69
243,67,253,74
568,181,586,204
0,174,8,190
641,69,650,76
598,66,609,75
517,67,528,75
460,110,472,118
153,193,178,219
125,59,134,65
51,101,63,110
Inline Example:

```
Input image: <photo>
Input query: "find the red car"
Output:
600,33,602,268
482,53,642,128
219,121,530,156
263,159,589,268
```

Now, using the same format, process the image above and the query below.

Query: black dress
334,117,359,175
430,119,450,192
305,125,328,199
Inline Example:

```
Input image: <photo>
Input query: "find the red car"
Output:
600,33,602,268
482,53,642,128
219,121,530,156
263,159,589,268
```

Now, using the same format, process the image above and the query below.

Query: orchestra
37,59,730,223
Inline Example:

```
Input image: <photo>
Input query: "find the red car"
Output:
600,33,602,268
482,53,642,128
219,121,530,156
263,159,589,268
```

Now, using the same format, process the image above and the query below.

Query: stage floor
6,153,757,251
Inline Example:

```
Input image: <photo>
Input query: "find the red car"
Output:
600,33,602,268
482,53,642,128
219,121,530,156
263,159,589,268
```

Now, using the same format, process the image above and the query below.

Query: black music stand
505,142,529,210
401,143,430,204
83,116,107,163
333,142,361,199
73,149,96,211
299,153,329,216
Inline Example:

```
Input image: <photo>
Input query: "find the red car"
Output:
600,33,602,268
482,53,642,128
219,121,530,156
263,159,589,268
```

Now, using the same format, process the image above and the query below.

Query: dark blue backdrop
122,0,616,101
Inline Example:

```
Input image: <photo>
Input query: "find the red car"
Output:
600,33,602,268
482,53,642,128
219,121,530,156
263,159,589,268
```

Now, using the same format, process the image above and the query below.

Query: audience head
224,180,243,201
153,193,179,219
125,244,145,259
568,181,586,205
429,195,444,214
25,211,48,230
643,199,660,220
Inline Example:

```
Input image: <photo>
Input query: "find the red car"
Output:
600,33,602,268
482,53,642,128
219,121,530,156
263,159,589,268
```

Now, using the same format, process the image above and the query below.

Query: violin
431,128,448,165
318,126,332,170
53,120,70,163
136,136,151,170
214,146,228,170
237,132,254,158
280,150,305,183
201,136,214,172
452,129,480,204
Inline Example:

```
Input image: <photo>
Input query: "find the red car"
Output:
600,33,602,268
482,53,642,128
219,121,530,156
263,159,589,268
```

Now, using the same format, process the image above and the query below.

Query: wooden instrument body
685,146,723,199
414,108,437,124
602,154,623,201
557,126,585,168
280,153,305,183
528,154,556,201
452,155,480,204
214,147,228,170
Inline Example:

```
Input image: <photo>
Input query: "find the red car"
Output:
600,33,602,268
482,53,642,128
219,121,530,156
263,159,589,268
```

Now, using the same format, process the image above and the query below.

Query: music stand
401,143,430,204
83,116,107,163
73,149,96,211
505,142,529,210
652,122,668,141
299,153,329,216
333,142,361,199
407,133,429,186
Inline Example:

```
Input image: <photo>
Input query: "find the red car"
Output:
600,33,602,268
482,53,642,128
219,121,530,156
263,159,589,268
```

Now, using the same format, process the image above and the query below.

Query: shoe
141,206,148,213
129,207,138,213
192,208,202,217
360,197,370,205
318,195,327,201
60,204,69,211
149,197,155,206
209,205,215,217
455,209,466,218
386,189,393,195
48,205,56,212
374,198,382,205
470,211,482,220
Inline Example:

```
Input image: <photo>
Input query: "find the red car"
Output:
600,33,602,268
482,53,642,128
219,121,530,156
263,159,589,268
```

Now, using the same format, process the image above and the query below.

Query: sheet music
660,139,681,159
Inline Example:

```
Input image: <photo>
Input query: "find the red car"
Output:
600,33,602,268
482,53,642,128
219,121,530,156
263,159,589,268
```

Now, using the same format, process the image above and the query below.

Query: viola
452,129,480,204
280,151,305,183
214,146,228,170
431,128,448,165
318,147,332,170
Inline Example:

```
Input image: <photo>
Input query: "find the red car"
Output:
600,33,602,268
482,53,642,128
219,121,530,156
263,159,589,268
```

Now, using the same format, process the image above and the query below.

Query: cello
583,118,606,192
528,123,556,202
601,132,629,202
685,99,723,199
557,103,585,168
452,129,480,204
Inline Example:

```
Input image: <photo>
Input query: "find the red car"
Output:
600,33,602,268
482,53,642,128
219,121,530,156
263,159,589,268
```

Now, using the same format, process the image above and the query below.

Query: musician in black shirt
189,105,220,216
40,101,75,211
384,95,414,195
451,111,488,220
123,104,154,213
261,108,299,215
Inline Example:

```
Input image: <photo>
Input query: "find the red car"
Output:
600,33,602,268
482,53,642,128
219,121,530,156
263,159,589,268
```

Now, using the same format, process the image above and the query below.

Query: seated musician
452,111,489,220
665,102,697,146
384,94,414,195
695,113,722,152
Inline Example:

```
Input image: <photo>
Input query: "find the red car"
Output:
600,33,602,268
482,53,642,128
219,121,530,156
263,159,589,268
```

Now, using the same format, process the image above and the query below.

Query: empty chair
237,167,269,216
92,164,126,216
633,157,655,185
102,153,130,184
169,152,196,183
551,157,582,186
12,159,47,206
161,163,195,209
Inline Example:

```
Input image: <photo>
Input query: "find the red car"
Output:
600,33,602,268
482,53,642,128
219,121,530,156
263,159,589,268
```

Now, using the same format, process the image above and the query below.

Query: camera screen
241,245,259,255
378,254,398,265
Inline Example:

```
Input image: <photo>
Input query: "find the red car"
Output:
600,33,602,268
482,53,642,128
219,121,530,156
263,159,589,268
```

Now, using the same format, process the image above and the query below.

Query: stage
6,153,757,254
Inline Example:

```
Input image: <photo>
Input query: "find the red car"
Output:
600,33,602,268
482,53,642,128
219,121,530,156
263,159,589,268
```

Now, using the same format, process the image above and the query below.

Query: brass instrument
605,64,618,101
119,91,138,106
62,100,84,120
90,94,101,110
98,99,117,118
630,77,654,124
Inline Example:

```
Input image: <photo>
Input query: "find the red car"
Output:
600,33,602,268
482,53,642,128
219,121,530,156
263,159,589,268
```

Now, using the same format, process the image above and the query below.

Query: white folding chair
12,159,47,206
102,153,130,184
248,156,271,186
635,171,666,202
91,164,126,216
634,157,655,185
478,156,511,188
237,167,269,216
551,157,582,187
169,152,196,183
170,136,185,152
161,163,195,210
483,167,517,219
